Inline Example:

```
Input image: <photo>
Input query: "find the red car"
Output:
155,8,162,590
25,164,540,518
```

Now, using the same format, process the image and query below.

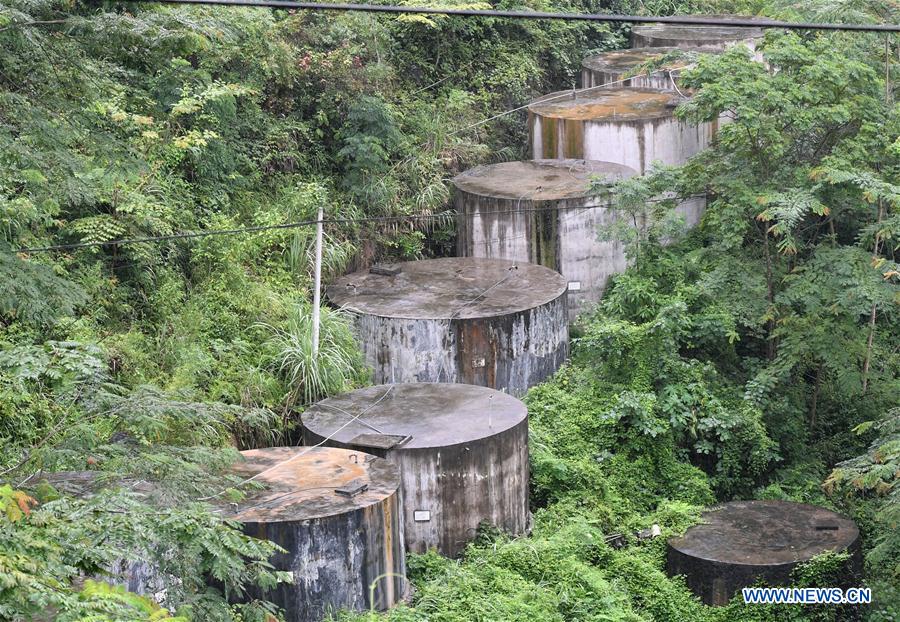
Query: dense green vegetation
1,0,898,621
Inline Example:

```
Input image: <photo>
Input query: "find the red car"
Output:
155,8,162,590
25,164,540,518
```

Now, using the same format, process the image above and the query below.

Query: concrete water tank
631,19,764,53
327,257,568,396
302,383,529,557
581,47,719,91
37,471,165,596
453,159,636,318
228,446,406,622
666,500,862,606
527,88,716,174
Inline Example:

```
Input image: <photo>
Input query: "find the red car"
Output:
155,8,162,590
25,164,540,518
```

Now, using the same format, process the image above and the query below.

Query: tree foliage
1,0,898,620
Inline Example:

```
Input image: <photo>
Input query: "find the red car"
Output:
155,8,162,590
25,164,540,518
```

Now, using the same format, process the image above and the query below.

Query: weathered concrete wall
453,160,636,318
456,192,624,319
232,447,406,622
526,91,710,265
455,175,703,318
240,499,405,620
580,49,735,139
583,68,676,90
388,429,529,557
328,258,569,396
302,383,530,558
356,314,458,384
668,195,705,231
667,500,862,606
529,91,717,174
350,300,568,395
581,47,686,91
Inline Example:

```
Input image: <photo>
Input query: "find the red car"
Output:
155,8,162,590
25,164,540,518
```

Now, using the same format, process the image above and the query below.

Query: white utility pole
311,206,323,356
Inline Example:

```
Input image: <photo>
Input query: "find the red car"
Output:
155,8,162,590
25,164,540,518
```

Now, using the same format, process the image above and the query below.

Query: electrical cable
219,485,347,515
197,384,395,501
367,67,671,192
449,265,518,319
120,0,900,33
317,402,386,434
6,68,704,256
10,194,705,254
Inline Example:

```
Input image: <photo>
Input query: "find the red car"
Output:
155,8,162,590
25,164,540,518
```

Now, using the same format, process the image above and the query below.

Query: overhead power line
11,214,418,254
129,0,900,33
199,385,395,503
10,194,705,254
6,68,700,256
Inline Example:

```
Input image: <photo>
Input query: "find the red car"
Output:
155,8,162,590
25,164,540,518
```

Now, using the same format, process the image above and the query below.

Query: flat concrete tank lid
668,500,859,566
327,257,567,319
452,159,636,200
631,19,765,43
303,383,528,449
581,47,703,73
224,446,400,523
528,88,681,121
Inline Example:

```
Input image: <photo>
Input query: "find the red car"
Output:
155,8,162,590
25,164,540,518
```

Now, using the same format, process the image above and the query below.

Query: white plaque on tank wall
414,510,431,522
472,358,486,368
567,281,582,291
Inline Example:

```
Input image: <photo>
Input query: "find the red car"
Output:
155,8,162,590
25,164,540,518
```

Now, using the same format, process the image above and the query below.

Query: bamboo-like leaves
259,304,367,408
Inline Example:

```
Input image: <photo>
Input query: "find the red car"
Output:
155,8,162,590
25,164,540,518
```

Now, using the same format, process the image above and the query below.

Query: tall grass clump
259,304,368,408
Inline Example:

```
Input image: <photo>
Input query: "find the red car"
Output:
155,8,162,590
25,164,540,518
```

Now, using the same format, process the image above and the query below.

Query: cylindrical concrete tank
302,383,529,558
631,20,764,52
667,500,862,606
453,159,636,318
581,47,719,91
228,446,406,622
528,88,716,174
38,471,167,595
327,257,568,396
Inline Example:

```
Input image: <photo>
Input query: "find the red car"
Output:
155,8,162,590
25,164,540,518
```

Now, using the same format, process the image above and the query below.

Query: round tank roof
582,47,703,74
303,383,527,450
36,471,159,501
327,257,567,320
452,159,636,201
631,20,764,45
226,446,400,523
668,500,859,566
528,88,681,122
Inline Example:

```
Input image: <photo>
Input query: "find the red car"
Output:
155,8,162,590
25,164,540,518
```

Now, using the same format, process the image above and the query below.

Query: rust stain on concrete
529,88,677,121
228,446,400,523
